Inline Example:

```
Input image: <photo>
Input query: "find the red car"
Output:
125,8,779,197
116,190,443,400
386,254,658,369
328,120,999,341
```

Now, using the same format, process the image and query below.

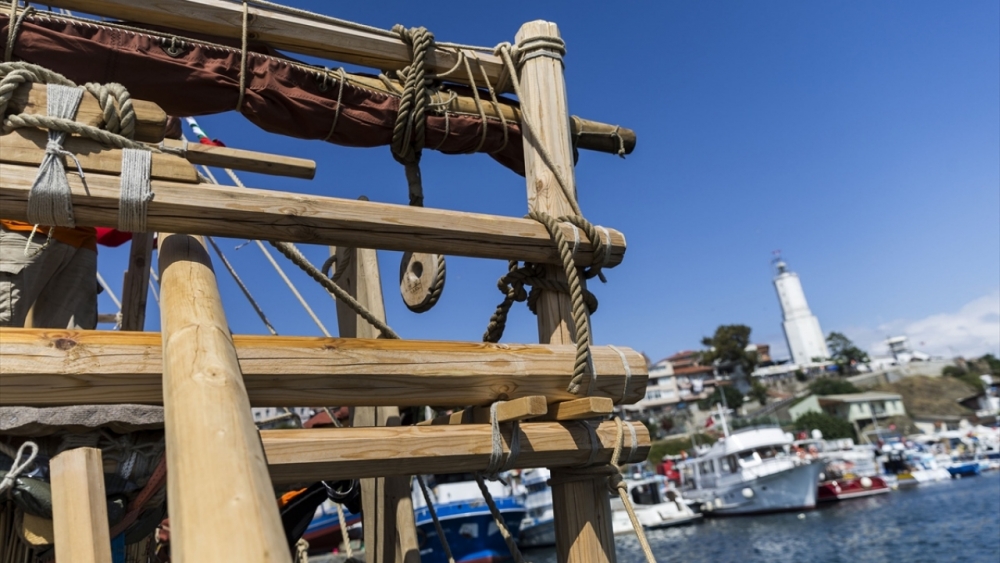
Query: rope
294,538,309,563
473,475,526,563
24,83,82,228
0,441,38,495
118,148,153,232
236,0,250,113
416,475,455,563
608,344,632,405
334,501,353,557
321,248,350,283
320,67,347,142
390,25,434,207
2,2,32,62
483,402,521,479
205,234,278,335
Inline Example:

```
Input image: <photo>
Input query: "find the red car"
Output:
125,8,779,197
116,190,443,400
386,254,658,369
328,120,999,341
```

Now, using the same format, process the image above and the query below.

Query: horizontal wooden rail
44,0,511,92
0,329,648,407
261,420,650,483
158,139,317,179
0,163,625,266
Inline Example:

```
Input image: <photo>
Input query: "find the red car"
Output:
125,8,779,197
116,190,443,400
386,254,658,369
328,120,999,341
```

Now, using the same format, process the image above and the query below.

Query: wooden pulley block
399,251,446,313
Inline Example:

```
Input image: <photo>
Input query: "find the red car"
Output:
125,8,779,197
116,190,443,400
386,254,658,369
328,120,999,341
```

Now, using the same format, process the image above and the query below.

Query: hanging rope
416,475,456,563
2,2,33,62
0,441,38,495
205,234,278,335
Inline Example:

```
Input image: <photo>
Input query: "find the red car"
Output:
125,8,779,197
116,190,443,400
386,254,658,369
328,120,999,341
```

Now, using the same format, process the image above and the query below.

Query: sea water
522,471,1000,563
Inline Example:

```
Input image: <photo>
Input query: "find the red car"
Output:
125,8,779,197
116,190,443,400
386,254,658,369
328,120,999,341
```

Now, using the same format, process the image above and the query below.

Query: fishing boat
610,473,701,533
413,474,526,563
793,438,891,502
516,467,555,548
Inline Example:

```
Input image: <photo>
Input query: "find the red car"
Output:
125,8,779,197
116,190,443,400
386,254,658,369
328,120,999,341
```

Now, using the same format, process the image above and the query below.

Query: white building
773,258,829,366
623,358,680,414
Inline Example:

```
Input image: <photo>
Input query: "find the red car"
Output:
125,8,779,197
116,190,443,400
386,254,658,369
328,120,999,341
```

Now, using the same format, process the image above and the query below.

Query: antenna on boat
717,403,730,439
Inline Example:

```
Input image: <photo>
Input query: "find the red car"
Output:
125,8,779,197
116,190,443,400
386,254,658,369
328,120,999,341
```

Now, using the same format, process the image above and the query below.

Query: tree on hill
809,378,860,396
941,364,986,393
793,411,855,440
698,385,744,410
826,332,870,375
748,381,769,406
701,324,758,376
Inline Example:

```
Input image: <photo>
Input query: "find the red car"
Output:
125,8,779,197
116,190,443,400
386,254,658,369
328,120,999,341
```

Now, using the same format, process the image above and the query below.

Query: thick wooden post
515,20,617,563
50,447,112,563
119,233,154,331
158,233,289,563
333,246,420,563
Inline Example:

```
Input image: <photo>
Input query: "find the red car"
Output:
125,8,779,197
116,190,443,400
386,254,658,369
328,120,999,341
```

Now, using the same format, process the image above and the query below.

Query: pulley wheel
399,251,445,313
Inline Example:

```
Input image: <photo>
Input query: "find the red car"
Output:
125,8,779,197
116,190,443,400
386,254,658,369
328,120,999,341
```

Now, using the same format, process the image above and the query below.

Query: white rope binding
608,344,632,405
118,148,153,232
0,441,39,494
25,83,84,228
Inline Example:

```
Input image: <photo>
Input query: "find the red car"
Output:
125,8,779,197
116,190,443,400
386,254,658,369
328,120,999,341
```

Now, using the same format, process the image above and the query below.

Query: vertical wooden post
158,233,289,563
333,245,420,563
515,20,617,563
50,447,112,563
119,233,155,331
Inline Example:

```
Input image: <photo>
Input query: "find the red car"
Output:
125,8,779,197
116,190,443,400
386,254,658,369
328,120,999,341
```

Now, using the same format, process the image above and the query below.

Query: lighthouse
773,256,829,365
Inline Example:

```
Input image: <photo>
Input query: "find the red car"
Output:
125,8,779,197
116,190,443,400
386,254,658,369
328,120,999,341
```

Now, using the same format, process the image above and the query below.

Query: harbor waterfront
524,472,1000,563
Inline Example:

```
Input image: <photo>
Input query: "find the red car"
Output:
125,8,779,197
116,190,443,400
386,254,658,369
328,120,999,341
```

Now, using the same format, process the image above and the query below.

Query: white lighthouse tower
773,256,829,365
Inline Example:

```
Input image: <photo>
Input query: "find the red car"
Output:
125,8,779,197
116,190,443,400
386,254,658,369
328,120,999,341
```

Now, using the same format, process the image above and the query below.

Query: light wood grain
0,129,198,183
43,0,510,92
157,233,289,563
420,395,549,425
0,328,647,407
50,447,112,563
159,138,316,179
5,82,167,143
537,397,614,421
0,163,626,267
516,20,618,563
119,233,155,331
261,420,650,484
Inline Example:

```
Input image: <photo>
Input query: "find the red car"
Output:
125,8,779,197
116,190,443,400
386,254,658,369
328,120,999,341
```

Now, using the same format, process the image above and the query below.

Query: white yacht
680,422,823,516
611,473,701,534
517,467,555,548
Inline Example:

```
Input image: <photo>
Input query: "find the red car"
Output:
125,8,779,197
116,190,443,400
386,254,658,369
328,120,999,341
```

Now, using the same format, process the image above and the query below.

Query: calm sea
523,471,1000,563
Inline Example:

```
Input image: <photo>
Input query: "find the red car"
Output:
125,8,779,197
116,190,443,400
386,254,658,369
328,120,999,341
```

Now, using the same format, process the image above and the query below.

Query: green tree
698,385,744,410
942,364,986,393
980,354,1000,375
748,381,769,406
826,332,870,375
793,411,855,440
808,378,860,396
701,324,758,375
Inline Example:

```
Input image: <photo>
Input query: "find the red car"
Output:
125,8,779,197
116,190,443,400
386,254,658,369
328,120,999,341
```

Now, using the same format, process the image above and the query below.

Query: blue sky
93,1,1000,361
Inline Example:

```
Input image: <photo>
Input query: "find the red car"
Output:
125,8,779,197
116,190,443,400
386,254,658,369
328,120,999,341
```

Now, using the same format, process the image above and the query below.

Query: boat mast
717,402,731,439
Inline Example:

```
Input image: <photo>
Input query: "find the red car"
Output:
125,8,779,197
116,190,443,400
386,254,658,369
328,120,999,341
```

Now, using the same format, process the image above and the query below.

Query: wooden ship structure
0,1,654,562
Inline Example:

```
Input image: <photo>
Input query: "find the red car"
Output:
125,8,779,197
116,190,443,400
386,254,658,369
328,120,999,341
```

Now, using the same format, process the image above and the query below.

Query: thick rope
3,2,32,62
473,475,526,563
403,252,447,314
0,441,38,495
236,0,250,113
416,476,456,563
390,25,434,207
294,538,309,563
118,148,153,233
334,502,353,557
321,248,351,283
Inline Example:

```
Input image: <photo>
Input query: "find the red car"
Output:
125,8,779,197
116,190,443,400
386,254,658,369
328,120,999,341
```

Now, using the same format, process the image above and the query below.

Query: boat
793,437,892,502
679,411,824,516
301,499,363,553
516,468,555,548
412,474,526,563
610,472,701,533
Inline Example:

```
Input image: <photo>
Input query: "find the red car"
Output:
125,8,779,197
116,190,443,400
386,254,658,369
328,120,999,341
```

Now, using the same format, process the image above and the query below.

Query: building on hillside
772,256,830,366
623,351,718,420
788,392,906,427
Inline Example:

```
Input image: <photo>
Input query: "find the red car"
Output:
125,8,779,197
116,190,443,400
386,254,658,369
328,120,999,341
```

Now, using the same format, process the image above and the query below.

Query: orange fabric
278,487,309,508
0,220,97,252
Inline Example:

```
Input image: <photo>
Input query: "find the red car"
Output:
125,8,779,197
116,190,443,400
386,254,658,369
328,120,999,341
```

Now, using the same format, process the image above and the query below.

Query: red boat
817,458,891,502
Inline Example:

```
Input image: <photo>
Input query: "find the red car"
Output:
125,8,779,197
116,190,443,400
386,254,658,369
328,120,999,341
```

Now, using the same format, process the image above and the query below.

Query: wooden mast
515,20,618,563
157,233,289,563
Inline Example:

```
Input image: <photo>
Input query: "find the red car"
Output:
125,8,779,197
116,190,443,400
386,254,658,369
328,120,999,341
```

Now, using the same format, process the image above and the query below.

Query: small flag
705,416,715,429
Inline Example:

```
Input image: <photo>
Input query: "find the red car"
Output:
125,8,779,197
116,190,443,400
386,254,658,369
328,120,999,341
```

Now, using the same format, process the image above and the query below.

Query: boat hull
946,462,982,478
697,462,824,516
817,476,890,502
517,518,555,548
415,498,524,563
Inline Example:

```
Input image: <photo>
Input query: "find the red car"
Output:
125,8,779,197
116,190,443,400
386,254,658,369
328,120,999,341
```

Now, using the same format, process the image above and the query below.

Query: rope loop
0,440,39,495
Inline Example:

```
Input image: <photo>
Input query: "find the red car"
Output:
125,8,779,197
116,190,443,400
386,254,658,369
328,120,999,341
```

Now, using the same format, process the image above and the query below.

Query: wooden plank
6,82,167,143
157,233,289,563
0,163,626,267
262,420,650,484
515,20,618,563
118,233,155,331
333,246,420,563
0,328,648,407
420,395,548,425
159,138,316,179
0,129,198,183
538,397,614,421
50,447,112,563
44,0,510,92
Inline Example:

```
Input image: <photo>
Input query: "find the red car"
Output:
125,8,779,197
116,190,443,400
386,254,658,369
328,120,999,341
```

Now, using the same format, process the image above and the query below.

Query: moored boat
517,468,555,548
611,473,701,533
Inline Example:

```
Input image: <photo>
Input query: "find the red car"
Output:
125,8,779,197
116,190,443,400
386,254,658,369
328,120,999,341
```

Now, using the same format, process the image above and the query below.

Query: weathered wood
159,138,316,179
0,129,198,183
0,328,647,407
50,447,112,563
398,251,442,313
5,82,167,142
516,20,618,563
538,397,614,421
157,233,289,563
420,395,548,425
118,233,155,331
0,163,626,267
262,420,650,484
44,0,510,92
334,246,419,563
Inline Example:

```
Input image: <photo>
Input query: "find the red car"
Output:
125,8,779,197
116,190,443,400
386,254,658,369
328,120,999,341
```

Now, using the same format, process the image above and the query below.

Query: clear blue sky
95,0,1000,361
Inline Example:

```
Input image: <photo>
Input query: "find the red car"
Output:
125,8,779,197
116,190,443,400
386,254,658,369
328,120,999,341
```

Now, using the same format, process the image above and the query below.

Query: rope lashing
608,344,633,405
236,0,250,113
416,475,456,563
390,24,434,207
25,83,83,229
0,440,38,495
483,401,521,480
118,148,153,233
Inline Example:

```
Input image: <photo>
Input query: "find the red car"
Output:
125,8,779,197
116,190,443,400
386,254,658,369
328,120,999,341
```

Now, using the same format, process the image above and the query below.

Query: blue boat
302,499,363,552
414,474,526,563
946,461,982,478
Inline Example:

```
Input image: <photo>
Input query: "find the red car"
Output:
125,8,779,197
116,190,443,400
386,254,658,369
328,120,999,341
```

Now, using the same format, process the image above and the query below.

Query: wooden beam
0,163,626,267
0,328,647,407
50,447,112,563
118,233,155,331
0,129,198,183
516,20,618,563
43,0,510,92
159,138,316,179
538,397,614,421
420,395,548,425
157,233,289,563
5,82,167,143
262,420,650,484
